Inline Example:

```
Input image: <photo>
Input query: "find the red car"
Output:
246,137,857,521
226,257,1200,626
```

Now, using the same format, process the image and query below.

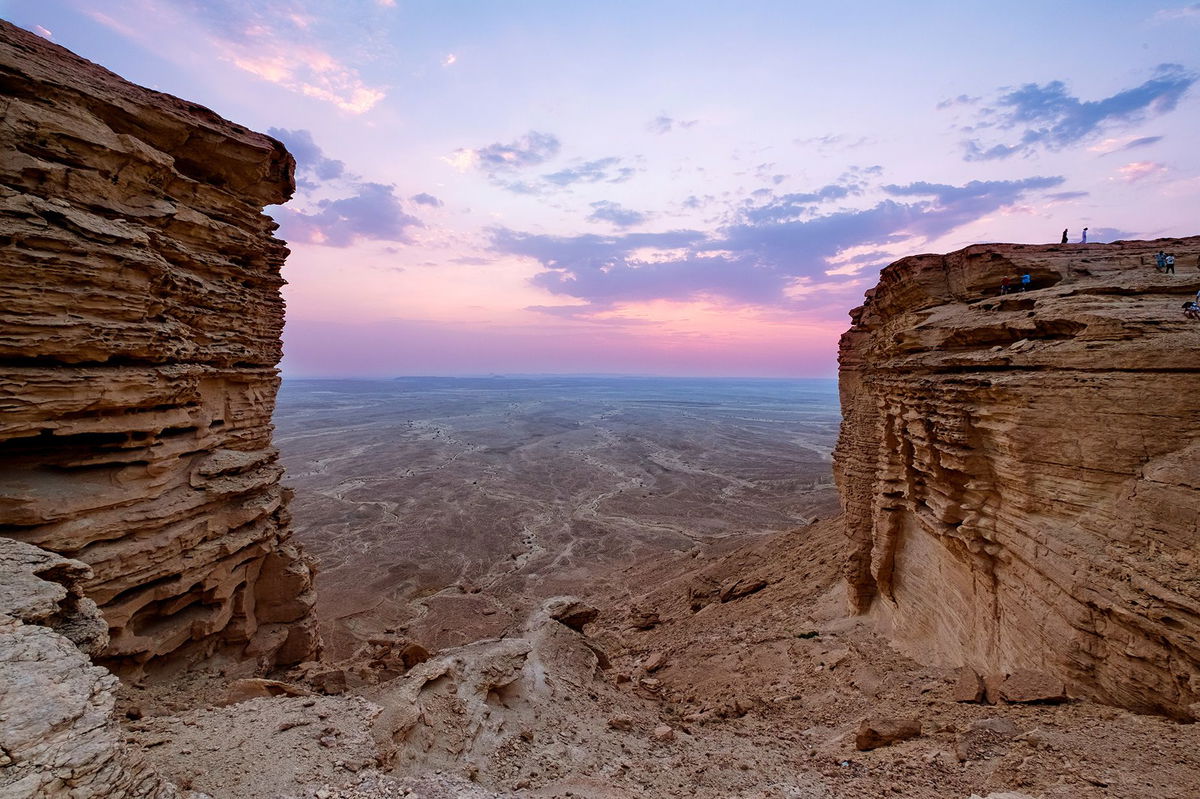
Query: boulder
218,678,312,706
952,666,987,703
543,596,600,631
854,716,921,750
720,578,768,602
998,670,1068,704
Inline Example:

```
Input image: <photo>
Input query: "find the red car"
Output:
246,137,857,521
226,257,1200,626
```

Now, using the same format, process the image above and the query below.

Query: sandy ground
123,518,1200,799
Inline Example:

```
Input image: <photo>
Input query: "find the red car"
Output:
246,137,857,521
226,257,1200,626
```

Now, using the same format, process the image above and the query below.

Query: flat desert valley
274,376,842,656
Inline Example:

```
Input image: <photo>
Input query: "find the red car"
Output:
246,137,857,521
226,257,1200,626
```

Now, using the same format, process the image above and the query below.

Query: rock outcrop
0,20,318,675
0,537,185,797
834,237,1200,717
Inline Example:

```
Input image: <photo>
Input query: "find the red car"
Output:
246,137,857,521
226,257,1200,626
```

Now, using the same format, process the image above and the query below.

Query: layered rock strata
834,237,1200,717
0,20,317,674
0,538,185,797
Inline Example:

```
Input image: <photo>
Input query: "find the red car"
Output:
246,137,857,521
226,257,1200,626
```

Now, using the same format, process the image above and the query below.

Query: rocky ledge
0,20,318,676
834,236,1200,717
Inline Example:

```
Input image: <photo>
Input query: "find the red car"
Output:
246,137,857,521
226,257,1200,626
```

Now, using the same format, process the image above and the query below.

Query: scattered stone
652,724,676,742
629,607,661,630
952,666,987,703
720,578,768,602
543,597,600,631
998,670,1068,704
854,717,922,751
217,678,312,706
969,717,1020,737
642,651,668,672
607,715,635,731
955,719,1021,762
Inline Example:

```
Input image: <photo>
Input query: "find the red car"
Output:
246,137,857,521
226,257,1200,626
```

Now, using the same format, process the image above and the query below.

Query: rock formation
0,537,186,797
0,19,318,675
834,237,1200,717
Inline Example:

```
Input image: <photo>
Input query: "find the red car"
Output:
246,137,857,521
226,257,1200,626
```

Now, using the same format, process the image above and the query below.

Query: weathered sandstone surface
834,237,1200,717
0,537,186,798
0,20,317,675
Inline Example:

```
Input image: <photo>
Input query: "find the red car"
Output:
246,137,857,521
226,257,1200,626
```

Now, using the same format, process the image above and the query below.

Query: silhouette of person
1061,229,1068,244
1081,227,1088,244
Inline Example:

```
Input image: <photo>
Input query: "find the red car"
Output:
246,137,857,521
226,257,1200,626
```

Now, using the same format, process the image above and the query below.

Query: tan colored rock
951,666,987,703
652,724,676,742
0,20,318,675
0,538,185,797
955,718,1020,762
543,596,600,631
217,677,313,706
998,669,1068,704
834,238,1200,718
642,651,668,672
719,578,768,602
629,607,661,630
854,716,921,750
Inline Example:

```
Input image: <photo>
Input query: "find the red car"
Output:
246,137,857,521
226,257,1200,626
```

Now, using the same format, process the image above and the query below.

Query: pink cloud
1117,161,1168,182
81,0,385,114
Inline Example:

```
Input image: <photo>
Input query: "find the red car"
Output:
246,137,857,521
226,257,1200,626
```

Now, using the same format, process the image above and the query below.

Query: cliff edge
834,237,1200,717
0,19,318,675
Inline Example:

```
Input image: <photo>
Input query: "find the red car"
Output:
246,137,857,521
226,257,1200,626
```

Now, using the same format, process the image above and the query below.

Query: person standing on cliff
1165,253,1176,274
1061,229,1068,244
1081,227,1088,244
1020,273,1032,292
1000,276,1011,295
1156,251,1167,271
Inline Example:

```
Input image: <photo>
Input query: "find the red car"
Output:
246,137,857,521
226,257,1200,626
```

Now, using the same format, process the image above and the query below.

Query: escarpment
0,20,318,675
834,237,1200,717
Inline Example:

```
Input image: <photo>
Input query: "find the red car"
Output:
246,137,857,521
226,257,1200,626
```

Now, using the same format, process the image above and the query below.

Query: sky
3,1,1198,377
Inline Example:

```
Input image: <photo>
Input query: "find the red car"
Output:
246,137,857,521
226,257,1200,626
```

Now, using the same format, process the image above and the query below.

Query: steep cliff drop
835,238,1200,718
0,20,318,677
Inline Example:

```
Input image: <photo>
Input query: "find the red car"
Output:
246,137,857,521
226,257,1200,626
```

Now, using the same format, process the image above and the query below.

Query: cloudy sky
5,1,1198,377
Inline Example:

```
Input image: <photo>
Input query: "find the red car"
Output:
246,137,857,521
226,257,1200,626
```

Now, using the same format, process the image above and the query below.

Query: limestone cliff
0,20,318,674
834,237,1200,717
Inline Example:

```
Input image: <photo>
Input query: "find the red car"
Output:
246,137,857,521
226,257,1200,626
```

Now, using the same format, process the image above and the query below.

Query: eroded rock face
0,538,185,798
0,20,318,674
834,237,1200,717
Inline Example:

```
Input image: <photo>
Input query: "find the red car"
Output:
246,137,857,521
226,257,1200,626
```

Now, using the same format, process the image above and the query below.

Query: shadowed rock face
0,538,184,798
834,237,1200,717
0,20,318,674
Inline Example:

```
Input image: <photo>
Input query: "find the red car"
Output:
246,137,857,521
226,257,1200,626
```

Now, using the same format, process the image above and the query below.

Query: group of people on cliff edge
1061,228,1088,244
998,273,1033,295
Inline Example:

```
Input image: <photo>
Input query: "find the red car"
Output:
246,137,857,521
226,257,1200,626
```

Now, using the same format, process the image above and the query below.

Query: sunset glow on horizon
6,0,1198,377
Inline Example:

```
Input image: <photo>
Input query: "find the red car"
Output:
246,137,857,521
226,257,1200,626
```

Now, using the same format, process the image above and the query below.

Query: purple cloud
963,64,1195,160
648,115,699,134
543,157,636,187
452,131,561,176
492,175,1064,311
276,182,423,247
741,184,859,224
587,201,647,228
411,192,443,207
268,127,346,186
